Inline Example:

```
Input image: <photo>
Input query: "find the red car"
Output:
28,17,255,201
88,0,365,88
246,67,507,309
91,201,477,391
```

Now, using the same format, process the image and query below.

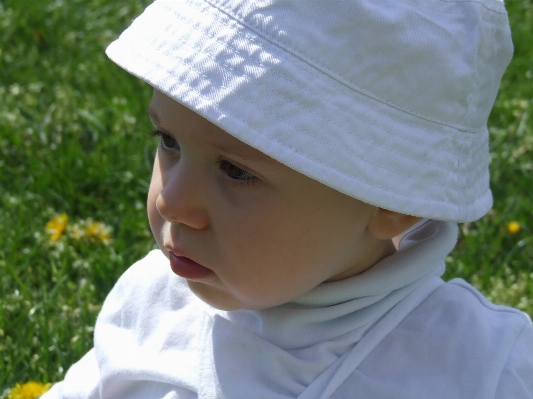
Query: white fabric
105,0,513,222
42,220,533,398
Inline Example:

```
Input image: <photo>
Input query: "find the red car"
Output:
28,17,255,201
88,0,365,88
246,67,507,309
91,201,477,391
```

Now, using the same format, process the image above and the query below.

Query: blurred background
0,0,532,389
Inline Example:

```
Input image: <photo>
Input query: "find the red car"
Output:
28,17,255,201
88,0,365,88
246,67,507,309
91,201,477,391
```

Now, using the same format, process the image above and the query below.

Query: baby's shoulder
396,278,531,360
346,280,533,398
421,278,530,341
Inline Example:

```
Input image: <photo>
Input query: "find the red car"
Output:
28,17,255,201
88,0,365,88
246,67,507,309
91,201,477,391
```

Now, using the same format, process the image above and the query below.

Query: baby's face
147,90,390,310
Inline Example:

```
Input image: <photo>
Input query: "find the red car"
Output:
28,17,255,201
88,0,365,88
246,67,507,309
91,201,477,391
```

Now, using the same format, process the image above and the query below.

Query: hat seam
142,41,488,197
206,0,489,132
145,33,489,189
168,0,485,151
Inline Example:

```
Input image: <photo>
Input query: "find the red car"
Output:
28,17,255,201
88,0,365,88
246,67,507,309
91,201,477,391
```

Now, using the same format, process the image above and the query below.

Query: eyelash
150,129,179,151
149,130,258,187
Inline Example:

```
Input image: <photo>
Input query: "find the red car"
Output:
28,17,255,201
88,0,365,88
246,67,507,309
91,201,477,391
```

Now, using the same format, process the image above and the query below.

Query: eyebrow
148,107,272,165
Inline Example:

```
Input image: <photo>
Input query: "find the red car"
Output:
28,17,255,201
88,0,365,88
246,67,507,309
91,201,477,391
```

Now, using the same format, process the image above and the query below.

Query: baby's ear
367,208,422,240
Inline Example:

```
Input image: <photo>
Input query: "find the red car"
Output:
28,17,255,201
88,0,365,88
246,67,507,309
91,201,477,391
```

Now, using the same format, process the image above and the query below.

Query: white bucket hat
106,0,513,222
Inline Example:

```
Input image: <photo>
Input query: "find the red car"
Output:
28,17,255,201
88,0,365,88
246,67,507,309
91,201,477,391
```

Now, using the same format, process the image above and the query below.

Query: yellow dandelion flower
8,381,51,399
45,214,68,241
85,221,112,244
507,221,521,234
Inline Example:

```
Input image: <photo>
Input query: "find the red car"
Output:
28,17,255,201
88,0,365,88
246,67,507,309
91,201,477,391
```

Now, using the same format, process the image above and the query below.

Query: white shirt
42,220,533,398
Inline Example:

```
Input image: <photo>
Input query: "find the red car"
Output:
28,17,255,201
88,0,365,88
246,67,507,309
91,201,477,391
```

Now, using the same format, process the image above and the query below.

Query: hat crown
209,0,513,130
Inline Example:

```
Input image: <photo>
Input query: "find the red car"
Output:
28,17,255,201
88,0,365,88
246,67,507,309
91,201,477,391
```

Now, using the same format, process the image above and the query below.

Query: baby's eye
150,130,180,151
160,132,179,150
219,160,255,181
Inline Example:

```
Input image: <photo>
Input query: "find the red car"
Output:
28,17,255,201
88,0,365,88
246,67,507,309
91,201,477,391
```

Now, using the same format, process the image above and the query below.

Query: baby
42,0,533,398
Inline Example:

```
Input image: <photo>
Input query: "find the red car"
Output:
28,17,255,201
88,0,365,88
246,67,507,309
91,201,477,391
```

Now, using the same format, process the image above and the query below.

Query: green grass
0,0,155,387
1,0,532,390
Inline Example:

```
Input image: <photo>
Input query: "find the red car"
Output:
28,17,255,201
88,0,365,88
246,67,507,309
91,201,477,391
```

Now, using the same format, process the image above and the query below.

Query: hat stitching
149,11,489,182
148,44,488,198
147,34,489,188
207,0,493,131
167,1,485,149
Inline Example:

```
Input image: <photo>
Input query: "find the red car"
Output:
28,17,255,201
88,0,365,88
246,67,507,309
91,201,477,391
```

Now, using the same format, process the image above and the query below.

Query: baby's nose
155,164,209,230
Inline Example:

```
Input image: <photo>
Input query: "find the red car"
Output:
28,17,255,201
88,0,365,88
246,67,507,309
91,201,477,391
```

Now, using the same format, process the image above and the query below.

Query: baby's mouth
168,250,213,280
